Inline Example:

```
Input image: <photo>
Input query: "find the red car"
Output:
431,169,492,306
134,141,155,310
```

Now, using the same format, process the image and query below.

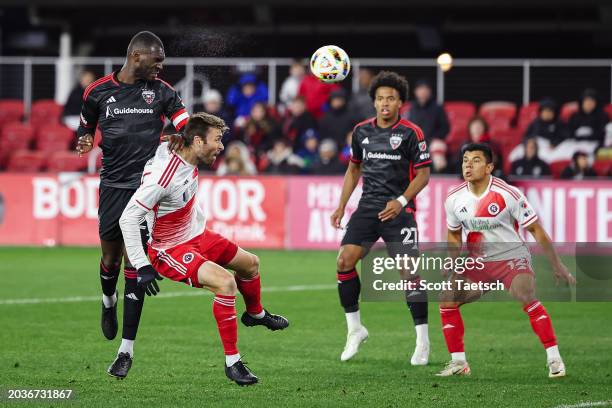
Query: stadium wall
0,174,610,247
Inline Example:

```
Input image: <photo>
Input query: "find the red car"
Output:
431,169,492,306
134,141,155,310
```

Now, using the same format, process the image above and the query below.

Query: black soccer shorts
98,185,148,245
341,205,419,257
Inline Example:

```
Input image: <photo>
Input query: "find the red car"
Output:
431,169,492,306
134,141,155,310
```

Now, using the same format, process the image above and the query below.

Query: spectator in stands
560,151,598,179
524,98,568,147
429,139,448,174
310,139,346,175
319,89,355,149
216,141,257,176
237,102,281,155
282,96,318,148
63,69,96,130
348,67,376,122
194,89,233,141
568,89,608,148
298,73,340,119
226,72,268,124
511,137,551,177
264,138,304,174
405,79,449,141
453,116,505,177
296,129,320,171
279,59,306,112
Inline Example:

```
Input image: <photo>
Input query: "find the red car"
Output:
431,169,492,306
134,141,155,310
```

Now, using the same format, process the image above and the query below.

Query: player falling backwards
76,31,190,377
437,143,575,378
330,71,432,364
119,113,288,385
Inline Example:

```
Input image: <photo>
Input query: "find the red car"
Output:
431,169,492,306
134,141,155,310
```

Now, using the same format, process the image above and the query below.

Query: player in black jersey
330,71,432,364
75,31,189,378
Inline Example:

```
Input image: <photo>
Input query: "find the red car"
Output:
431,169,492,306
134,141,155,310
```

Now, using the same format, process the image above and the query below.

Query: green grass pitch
0,247,610,408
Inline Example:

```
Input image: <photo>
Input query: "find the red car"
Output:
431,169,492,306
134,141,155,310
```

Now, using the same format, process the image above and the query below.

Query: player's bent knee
337,248,359,271
247,254,260,277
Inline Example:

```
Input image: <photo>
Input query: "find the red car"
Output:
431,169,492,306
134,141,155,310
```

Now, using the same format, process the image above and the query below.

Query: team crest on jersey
183,253,194,264
419,141,427,151
390,134,402,150
142,89,156,105
487,203,501,215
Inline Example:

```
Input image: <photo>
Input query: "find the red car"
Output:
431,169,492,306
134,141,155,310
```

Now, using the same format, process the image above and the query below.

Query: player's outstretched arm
331,160,361,229
378,166,430,222
526,221,576,285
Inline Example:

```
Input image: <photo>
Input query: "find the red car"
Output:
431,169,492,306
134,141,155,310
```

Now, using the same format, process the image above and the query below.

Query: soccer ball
310,45,351,83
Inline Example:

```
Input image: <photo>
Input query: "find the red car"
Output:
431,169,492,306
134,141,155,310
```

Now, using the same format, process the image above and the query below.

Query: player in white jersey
116,113,289,385
436,143,575,378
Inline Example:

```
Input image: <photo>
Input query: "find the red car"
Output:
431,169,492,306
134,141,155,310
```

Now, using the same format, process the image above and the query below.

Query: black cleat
107,352,132,379
101,291,118,340
241,310,289,331
225,360,258,386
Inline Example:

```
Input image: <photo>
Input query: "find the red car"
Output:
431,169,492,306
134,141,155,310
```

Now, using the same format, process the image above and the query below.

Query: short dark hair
461,143,493,164
368,71,408,102
183,112,228,147
127,31,164,56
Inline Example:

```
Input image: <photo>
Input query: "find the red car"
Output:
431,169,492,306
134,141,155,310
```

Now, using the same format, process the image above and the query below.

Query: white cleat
435,360,471,376
548,358,566,378
340,326,369,361
410,342,430,366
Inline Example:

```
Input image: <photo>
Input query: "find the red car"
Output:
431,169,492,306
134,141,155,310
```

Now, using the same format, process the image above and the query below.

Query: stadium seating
0,99,24,127
560,101,578,122
593,159,612,177
444,101,476,123
46,151,88,172
604,104,612,121
36,125,75,152
549,160,571,178
517,102,539,131
479,101,517,124
30,99,63,127
0,122,35,167
6,149,47,172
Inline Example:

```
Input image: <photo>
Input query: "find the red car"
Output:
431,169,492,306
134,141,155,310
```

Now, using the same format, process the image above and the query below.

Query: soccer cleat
101,290,118,340
435,360,471,376
410,342,430,366
107,352,132,379
241,310,289,331
548,358,566,378
340,326,369,361
225,360,258,386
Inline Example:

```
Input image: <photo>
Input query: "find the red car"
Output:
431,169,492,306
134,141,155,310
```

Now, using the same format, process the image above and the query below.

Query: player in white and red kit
118,113,289,385
436,143,575,378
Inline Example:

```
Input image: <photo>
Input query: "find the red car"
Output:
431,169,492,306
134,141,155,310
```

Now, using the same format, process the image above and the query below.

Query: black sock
337,268,360,313
100,260,120,297
122,267,146,341
405,278,428,325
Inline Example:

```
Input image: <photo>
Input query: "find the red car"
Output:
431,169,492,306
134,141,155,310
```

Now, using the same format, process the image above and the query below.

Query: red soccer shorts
461,258,535,290
147,229,239,288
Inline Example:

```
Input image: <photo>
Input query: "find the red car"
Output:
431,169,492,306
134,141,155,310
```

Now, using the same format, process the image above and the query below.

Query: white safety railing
2,56,612,117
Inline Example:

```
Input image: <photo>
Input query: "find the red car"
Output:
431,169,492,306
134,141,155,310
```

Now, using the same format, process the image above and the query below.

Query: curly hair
184,112,228,146
368,70,409,102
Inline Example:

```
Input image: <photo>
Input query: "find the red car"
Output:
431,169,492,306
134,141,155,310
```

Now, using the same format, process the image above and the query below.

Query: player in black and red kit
330,71,432,364
75,31,189,378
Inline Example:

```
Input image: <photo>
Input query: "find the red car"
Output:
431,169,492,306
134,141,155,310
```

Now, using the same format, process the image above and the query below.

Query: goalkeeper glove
137,265,163,296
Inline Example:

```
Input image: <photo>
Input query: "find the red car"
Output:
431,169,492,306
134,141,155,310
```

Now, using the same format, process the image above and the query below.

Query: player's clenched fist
137,265,163,296
378,199,402,222
552,262,576,286
330,207,345,229
76,134,93,156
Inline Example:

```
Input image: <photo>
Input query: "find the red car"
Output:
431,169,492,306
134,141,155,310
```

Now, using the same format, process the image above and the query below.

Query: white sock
249,310,265,319
102,292,117,308
225,353,241,367
415,323,429,345
546,345,561,361
118,339,134,357
451,352,466,362
345,310,362,333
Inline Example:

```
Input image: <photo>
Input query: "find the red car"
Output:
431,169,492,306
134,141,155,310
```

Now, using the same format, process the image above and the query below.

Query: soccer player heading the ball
437,143,575,378
119,113,289,385
330,71,432,364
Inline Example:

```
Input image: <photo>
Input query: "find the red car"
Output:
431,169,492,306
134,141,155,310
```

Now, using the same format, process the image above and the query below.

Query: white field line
553,401,612,408
0,284,336,306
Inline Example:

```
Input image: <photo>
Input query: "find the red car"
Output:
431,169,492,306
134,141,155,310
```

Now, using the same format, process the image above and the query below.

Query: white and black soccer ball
310,45,351,83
